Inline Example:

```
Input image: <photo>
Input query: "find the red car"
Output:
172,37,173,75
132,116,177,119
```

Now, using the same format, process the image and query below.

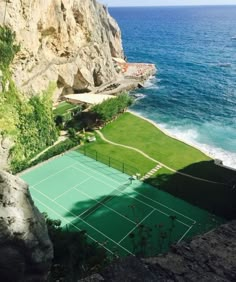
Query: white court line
29,152,196,246
32,187,134,256
72,164,190,227
53,177,92,201
130,189,196,224
119,210,155,244
72,165,124,191
33,182,194,250
71,157,125,185
71,162,191,228
33,197,115,256
71,154,196,224
177,225,194,243
31,164,74,188
74,187,137,225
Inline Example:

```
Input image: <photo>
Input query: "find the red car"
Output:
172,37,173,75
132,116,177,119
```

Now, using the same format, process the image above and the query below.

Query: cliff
0,0,123,98
81,220,236,281
0,170,53,281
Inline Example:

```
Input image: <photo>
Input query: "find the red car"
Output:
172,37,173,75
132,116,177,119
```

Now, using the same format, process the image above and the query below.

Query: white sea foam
132,93,147,101
130,109,236,169
158,123,236,169
144,76,159,89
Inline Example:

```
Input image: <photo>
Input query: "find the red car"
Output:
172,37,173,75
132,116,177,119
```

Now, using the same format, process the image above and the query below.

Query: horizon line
107,4,236,8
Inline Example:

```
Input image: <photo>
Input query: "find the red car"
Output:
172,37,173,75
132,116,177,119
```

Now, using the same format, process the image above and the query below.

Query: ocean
109,6,236,168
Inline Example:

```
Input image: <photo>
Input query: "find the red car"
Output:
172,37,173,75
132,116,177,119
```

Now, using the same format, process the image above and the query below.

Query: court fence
82,147,139,177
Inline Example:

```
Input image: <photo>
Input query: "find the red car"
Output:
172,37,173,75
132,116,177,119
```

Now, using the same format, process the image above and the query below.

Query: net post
96,151,98,161
122,162,125,173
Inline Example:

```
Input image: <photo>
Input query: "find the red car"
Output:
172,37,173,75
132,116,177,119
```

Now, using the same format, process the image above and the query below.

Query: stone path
140,164,162,181
96,130,225,185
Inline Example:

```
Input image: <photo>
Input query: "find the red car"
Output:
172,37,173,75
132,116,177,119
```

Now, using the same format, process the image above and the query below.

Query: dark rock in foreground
0,170,53,281
81,220,236,282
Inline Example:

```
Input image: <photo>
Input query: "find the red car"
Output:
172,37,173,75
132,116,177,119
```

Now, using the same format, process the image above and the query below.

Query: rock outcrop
0,170,53,281
0,135,12,170
0,0,123,98
81,220,236,281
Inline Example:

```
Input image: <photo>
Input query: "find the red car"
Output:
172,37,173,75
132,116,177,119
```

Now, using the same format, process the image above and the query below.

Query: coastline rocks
0,170,53,281
0,0,123,97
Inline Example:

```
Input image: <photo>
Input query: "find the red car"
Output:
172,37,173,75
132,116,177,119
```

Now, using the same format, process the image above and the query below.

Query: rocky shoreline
96,62,156,96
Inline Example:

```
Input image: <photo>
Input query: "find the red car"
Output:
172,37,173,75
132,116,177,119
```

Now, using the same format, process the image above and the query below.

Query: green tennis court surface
21,151,224,257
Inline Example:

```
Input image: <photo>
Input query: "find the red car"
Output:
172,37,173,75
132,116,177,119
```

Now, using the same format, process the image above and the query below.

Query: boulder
0,170,53,281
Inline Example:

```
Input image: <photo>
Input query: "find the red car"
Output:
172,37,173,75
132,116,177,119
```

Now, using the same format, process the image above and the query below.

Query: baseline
31,186,134,256
33,197,115,256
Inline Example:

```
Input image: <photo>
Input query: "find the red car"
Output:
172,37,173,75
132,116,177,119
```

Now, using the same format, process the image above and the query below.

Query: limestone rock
0,135,13,170
0,0,123,97
0,170,53,281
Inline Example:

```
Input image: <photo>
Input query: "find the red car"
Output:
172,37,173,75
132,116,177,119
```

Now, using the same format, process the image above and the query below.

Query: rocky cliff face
0,0,123,98
0,170,53,281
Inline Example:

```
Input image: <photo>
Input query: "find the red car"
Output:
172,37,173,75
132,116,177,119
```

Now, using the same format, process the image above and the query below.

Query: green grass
53,102,77,115
101,113,210,171
78,135,156,176
79,112,236,219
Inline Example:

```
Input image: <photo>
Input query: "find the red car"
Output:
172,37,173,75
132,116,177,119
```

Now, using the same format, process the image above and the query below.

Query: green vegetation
53,102,83,130
100,112,210,172
12,138,80,174
91,93,133,123
53,101,78,115
0,26,20,70
81,112,236,219
9,83,59,172
45,214,108,281
0,26,59,172
78,134,155,176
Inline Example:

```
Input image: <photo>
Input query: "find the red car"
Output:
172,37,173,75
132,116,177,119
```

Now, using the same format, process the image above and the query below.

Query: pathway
96,130,225,185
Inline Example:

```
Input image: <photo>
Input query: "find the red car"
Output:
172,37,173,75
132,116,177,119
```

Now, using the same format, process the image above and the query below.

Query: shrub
0,26,20,70
91,93,134,123
12,138,80,174
44,214,108,281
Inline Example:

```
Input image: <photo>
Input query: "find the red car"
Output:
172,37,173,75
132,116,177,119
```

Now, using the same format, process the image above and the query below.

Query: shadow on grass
146,160,236,219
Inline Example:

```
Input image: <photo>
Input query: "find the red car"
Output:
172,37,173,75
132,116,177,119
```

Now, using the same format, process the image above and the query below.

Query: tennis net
78,182,130,220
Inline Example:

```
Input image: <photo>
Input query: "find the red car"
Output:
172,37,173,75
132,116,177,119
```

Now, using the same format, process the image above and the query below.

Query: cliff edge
0,0,123,98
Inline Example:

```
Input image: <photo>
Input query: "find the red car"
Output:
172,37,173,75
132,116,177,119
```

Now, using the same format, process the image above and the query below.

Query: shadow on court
146,160,236,220
61,178,224,258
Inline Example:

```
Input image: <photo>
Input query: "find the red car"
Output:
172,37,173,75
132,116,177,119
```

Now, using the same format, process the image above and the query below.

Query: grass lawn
79,112,236,219
53,102,78,115
78,135,156,176
101,113,210,171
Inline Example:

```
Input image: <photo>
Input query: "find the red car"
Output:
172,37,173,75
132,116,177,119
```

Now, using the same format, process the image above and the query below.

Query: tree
91,93,134,124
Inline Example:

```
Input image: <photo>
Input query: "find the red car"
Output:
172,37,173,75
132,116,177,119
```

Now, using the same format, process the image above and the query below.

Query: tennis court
20,151,224,257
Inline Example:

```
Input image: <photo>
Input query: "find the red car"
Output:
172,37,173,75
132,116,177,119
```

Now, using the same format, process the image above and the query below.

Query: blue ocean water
110,6,236,168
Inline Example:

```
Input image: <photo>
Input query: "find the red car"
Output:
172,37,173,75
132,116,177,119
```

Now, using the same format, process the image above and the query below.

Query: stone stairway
140,164,162,181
